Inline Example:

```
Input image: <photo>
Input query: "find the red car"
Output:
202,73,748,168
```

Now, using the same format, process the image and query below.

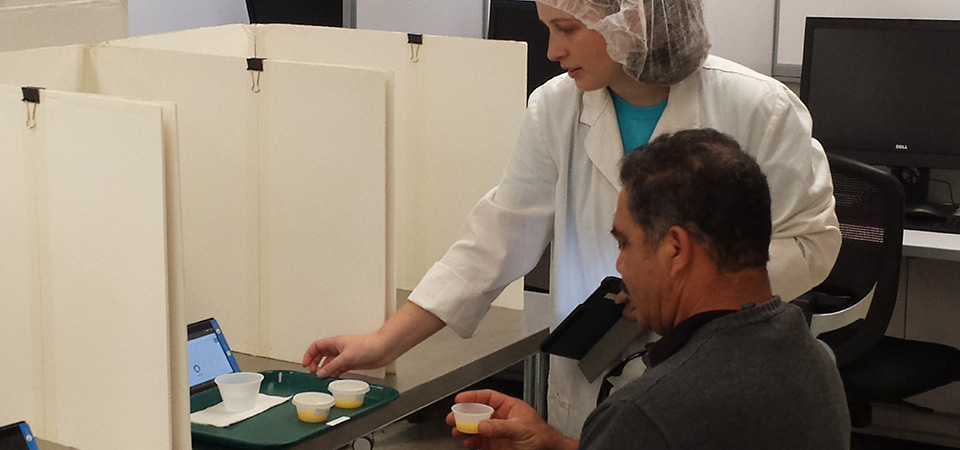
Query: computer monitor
800,17,960,208
487,0,564,98
801,17,960,170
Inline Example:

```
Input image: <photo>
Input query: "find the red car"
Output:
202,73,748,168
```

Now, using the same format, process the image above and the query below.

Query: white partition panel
158,100,191,450
105,25,528,309
90,45,392,366
4,0,80,6
255,25,528,307
39,91,171,450
105,24,254,57
259,26,417,289
91,45,264,353
0,85,45,432
0,45,87,92
0,0,127,52
413,34,527,309
0,86,183,449
257,60,389,367
412,33,528,308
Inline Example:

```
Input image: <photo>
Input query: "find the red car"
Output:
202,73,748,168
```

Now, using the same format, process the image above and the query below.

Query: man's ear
662,225,694,278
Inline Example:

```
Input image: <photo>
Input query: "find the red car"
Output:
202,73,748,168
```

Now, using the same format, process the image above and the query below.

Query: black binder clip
247,57,265,93
21,86,43,129
408,33,423,63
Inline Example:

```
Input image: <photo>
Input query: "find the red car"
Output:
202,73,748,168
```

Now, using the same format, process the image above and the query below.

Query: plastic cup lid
293,392,335,408
328,379,370,393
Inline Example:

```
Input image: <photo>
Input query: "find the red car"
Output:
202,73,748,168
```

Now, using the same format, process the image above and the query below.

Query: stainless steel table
199,305,548,450
38,304,548,450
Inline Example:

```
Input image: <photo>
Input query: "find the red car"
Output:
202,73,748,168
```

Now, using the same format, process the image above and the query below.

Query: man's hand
614,289,640,322
445,390,578,450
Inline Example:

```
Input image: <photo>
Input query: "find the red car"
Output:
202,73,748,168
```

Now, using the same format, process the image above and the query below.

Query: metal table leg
523,352,548,420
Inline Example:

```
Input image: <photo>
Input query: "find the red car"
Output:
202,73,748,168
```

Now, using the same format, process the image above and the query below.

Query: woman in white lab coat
303,0,841,437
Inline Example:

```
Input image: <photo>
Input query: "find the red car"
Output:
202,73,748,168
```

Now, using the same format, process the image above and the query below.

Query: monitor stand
898,167,930,208
896,168,958,218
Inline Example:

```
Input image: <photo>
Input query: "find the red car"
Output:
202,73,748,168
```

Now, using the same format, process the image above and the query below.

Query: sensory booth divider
0,0,128,52
0,24,526,449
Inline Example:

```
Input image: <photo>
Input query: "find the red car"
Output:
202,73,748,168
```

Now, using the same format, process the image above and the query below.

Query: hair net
539,0,711,85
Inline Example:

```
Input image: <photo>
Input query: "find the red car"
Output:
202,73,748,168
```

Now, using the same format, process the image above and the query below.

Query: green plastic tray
191,370,399,449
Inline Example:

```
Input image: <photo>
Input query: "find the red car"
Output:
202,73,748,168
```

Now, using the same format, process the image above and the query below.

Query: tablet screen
187,318,240,393
188,332,235,386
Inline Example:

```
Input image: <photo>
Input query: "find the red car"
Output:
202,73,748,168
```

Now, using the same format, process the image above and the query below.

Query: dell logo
895,144,909,150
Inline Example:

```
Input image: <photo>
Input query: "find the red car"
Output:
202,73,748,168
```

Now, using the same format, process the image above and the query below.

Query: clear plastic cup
214,372,264,412
451,402,494,434
292,392,336,423
327,379,370,409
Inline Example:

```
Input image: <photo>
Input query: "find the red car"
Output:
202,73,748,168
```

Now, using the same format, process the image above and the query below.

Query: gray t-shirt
578,298,850,450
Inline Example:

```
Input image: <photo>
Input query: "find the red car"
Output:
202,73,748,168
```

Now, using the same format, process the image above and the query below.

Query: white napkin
191,394,292,428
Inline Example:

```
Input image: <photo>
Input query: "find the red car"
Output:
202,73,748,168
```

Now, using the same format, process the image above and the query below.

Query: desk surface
903,229,960,262
39,304,548,450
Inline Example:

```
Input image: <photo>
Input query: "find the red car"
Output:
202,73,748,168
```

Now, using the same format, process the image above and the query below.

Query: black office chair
245,0,343,27
800,154,960,427
802,154,904,366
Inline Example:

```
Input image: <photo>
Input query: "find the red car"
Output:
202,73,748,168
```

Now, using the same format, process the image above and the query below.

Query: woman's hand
301,333,391,378
301,301,446,377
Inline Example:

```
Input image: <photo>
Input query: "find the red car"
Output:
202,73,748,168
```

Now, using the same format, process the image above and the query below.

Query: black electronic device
487,0,565,97
0,422,39,450
540,277,625,360
245,0,342,27
800,17,960,220
906,215,960,234
801,17,960,170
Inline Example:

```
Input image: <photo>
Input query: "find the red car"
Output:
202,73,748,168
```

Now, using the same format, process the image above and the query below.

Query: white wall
128,0,248,37
126,0,486,40
776,0,960,68
702,0,775,75
357,0,484,38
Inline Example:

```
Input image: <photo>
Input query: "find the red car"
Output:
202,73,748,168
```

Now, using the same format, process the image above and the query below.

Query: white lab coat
409,55,841,437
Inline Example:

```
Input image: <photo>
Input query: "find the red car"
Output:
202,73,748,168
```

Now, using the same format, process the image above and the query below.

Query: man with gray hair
447,129,850,450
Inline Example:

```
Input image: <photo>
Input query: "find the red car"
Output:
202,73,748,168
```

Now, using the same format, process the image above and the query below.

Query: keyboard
906,216,960,234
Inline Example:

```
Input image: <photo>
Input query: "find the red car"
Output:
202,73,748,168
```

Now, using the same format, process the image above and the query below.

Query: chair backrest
810,154,904,366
